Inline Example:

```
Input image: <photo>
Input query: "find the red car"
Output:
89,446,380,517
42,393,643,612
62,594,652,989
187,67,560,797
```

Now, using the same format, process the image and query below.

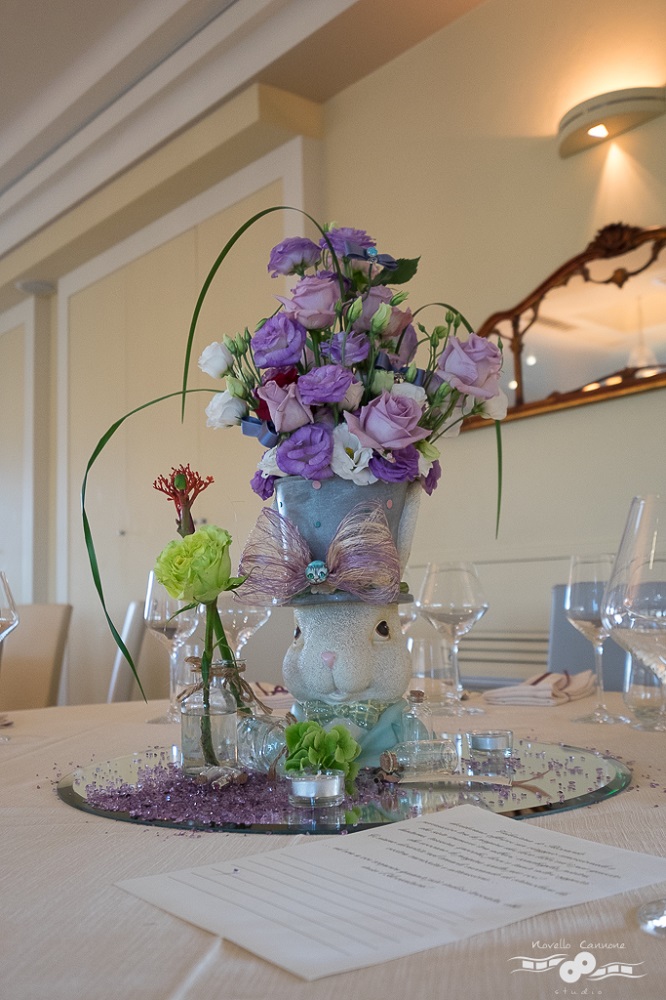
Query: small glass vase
180,664,238,775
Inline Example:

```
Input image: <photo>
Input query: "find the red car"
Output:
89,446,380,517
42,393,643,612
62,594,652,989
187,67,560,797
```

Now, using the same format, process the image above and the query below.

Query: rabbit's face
283,603,410,704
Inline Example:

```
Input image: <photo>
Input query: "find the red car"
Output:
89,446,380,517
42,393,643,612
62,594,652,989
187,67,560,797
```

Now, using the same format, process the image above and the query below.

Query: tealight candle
466,730,513,778
288,769,345,807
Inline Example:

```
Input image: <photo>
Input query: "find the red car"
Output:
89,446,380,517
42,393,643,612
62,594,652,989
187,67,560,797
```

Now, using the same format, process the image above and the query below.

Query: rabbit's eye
293,625,302,641
375,620,390,638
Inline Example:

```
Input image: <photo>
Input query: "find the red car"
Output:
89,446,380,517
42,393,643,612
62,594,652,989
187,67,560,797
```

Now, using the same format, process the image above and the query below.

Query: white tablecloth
2,695,666,999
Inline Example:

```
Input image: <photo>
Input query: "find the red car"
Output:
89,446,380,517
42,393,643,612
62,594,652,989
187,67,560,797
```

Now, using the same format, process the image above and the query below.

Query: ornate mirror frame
468,223,666,427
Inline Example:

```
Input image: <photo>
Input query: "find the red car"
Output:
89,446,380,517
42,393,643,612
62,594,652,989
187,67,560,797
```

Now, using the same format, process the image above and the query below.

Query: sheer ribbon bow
238,500,401,606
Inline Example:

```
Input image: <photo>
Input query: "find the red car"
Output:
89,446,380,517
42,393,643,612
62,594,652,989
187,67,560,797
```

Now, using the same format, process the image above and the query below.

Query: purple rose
381,322,417,368
344,390,429,451
298,365,354,405
251,314,307,368
276,274,340,330
320,227,375,258
369,446,420,483
267,237,321,277
255,380,313,433
276,425,334,480
437,333,502,401
421,459,442,496
250,471,276,500
323,329,370,364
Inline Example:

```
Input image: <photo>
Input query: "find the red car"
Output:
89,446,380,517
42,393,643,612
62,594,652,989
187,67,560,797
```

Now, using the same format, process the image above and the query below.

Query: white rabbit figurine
283,601,411,766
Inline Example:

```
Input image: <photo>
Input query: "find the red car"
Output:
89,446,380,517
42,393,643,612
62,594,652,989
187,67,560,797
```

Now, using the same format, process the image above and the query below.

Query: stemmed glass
416,561,488,716
602,494,666,936
143,571,199,723
565,555,630,724
398,568,420,636
0,572,19,742
215,595,271,659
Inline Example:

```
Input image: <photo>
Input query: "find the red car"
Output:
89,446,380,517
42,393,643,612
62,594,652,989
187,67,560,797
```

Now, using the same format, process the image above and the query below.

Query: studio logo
508,945,645,985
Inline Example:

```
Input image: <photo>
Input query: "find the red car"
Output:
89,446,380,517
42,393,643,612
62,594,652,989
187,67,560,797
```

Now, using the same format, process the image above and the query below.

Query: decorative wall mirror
470,223,666,425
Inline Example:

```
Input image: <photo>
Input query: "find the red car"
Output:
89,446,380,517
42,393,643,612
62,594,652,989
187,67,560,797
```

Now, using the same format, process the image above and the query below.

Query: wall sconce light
558,86,666,157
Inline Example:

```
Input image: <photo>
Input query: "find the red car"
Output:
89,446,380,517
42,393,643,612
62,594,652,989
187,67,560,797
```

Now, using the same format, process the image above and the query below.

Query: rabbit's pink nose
321,651,337,669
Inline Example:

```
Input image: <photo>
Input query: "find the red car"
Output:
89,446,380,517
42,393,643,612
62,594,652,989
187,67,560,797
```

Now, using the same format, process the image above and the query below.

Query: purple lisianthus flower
323,329,370,365
268,237,321,277
252,314,307,368
437,333,502,401
320,227,375,258
421,459,442,496
250,470,277,500
369,446,420,483
276,425,334,480
276,274,340,330
298,365,354,405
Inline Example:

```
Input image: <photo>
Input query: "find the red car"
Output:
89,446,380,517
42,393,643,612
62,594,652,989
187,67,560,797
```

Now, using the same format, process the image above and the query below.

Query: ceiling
0,0,484,231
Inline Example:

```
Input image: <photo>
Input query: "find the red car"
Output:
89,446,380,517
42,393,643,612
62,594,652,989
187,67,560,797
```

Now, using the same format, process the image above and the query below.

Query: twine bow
178,659,273,716
237,500,401,606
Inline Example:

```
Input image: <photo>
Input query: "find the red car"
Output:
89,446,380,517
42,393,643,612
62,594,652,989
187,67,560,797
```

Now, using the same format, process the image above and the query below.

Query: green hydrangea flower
284,720,362,792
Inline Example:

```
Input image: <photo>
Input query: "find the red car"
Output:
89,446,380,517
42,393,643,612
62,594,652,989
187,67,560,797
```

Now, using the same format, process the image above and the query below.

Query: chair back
0,604,73,709
107,601,145,702
548,584,631,692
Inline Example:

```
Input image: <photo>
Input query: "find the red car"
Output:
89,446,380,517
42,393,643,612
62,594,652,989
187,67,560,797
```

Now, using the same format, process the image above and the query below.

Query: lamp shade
558,86,666,157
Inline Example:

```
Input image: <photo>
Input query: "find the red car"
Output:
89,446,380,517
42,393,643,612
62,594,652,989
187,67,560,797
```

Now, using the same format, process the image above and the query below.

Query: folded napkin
248,682,295,713
483,670,596,706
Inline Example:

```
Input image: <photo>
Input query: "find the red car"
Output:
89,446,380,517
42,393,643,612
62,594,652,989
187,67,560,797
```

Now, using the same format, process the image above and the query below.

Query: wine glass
143,571,199,723
215,594,271,659
0,572,19,742
398,567,420,635
416,561,488,716
565,555,630,724
602,494,666,936
623,658,666,731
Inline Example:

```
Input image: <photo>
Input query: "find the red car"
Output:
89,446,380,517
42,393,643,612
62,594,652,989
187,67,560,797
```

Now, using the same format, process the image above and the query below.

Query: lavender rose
276,425,334,480
251,314,307,368
320,227,375,258
344,390,429,451
369,446,420,483
298,365,354,405
437,333,502,401
268,237,321,277
255,380,313,433
276,274,340,330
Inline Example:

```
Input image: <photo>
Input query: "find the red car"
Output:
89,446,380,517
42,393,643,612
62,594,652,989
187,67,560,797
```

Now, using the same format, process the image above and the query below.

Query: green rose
154,524,238,603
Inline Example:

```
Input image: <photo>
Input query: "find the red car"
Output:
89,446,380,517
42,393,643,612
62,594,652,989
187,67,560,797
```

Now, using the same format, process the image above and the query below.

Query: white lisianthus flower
480,387,509,420
331,424,377,485
391,381,427,407
340,379,364,411
416,438,440,477
198,341,234,378
258,446,285,477
205,390,247,428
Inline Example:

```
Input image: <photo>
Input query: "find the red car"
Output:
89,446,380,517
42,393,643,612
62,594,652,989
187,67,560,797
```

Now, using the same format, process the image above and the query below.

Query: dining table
2,691,665,1000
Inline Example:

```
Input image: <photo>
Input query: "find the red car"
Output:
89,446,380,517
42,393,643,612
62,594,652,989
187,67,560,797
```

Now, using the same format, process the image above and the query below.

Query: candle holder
288,769,346,807
466,730,513,779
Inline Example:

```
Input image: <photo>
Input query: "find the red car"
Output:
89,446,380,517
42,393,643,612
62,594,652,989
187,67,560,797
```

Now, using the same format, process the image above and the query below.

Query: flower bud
370,302,392,335
390,291,409,306
223,334,238,356
346,296,364,323
371,369,395,394
226,376,246,398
